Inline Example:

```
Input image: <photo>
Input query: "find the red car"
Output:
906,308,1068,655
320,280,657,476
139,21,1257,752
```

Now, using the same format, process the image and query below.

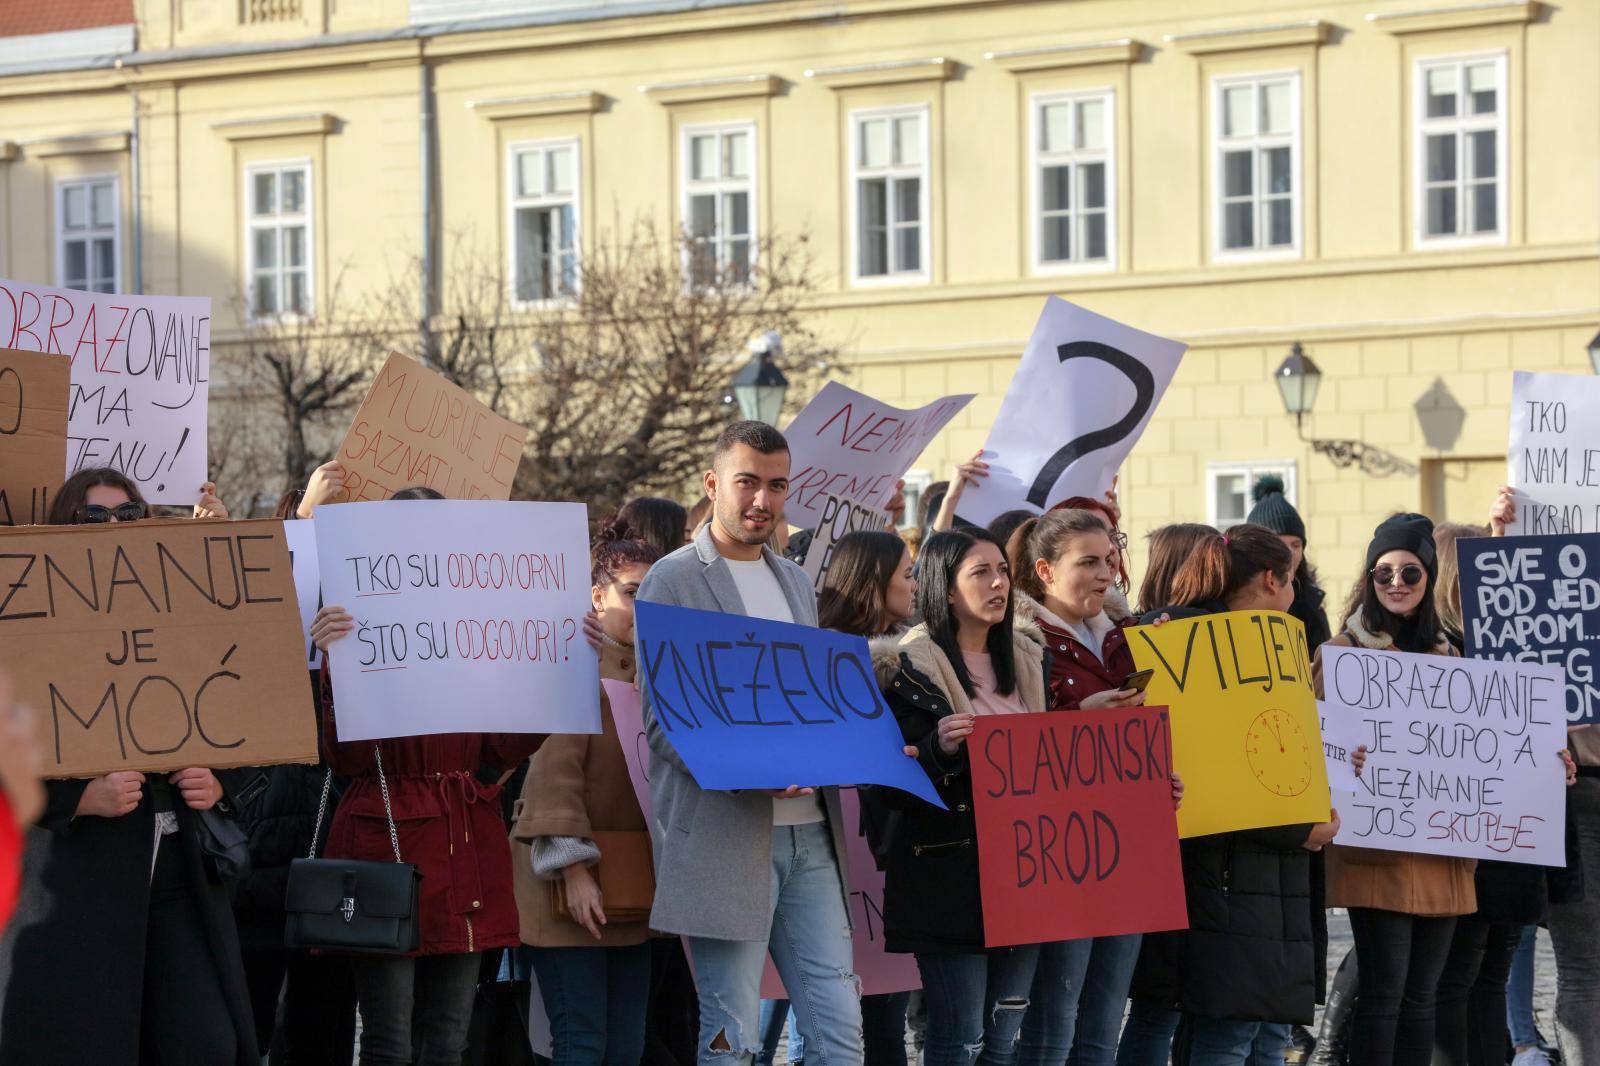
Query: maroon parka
318,669,545,956
1017,593,1138,710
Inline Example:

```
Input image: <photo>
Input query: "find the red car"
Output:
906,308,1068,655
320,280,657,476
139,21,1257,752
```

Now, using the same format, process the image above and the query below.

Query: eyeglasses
1371,563,1426,588
78,502,148,524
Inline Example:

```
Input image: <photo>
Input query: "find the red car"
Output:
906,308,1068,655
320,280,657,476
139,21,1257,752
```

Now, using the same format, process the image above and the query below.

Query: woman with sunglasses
1,467,259,1066
1311,513,1476,1066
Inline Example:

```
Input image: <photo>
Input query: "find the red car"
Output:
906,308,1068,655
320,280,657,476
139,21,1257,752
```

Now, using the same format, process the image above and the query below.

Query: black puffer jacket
231,762,336,951
1290,577,1332,653
862,622,1049,955
1128,603,1322,1025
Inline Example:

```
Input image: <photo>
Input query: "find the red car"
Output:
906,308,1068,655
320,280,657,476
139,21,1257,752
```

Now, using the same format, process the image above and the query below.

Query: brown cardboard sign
0,347,70,526
332,351,529,503
0,518,318,777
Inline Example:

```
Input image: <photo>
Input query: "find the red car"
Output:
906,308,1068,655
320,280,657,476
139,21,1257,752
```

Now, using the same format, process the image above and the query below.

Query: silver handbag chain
306,746,404,864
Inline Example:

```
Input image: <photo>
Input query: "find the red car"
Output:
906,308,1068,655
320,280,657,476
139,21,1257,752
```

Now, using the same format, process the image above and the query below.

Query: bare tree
383,221,840,513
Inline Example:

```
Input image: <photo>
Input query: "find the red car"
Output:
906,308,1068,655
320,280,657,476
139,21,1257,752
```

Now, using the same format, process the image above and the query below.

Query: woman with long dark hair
1312,514,1474,1065
1,467,259,1066
865,527,1051,1065
512,533,662,1062
1007,509,1180,1066
1117,524,1336,1066
611,497,690,559
311,486,546,1066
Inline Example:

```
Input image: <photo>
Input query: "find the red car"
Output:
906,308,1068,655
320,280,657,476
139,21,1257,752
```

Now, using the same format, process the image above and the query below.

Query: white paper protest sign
958,297,1185,527
801,493,893,591
783,382,972,529
1322,644,1567,865
1319,705,1364,790
1506,371,1600,536
315,499,599,740
0,276,210,504
284,518,323,670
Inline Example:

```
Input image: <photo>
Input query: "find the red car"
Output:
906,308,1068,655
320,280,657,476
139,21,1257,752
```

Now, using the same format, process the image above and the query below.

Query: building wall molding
984,39,1143,72
1365,1,1542,35
212,112,337,140
805,57,955,88
639,73,781,104
1164,19,1333,53
467,90,604,118
29,131,131,156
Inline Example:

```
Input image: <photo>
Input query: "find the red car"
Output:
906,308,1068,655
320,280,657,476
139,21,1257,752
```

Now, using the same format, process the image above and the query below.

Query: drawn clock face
1244,708,1313,798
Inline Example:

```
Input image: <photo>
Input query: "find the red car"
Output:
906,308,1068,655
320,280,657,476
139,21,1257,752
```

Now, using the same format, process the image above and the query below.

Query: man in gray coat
637,420,864,1065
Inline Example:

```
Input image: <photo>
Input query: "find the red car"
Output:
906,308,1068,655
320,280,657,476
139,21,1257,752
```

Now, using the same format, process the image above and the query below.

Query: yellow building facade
0,0,1595,596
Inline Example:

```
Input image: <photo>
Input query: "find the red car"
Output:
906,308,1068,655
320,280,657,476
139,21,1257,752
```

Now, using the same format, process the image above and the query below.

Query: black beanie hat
1245,474,1307,543
1365,513,1437,578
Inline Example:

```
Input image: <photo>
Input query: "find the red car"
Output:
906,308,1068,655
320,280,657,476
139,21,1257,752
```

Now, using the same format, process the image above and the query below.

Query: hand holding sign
959,298,1184,527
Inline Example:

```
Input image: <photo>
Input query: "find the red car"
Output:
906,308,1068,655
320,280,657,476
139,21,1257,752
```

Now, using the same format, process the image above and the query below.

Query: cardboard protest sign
0,518,316,777
1129,610,1330,838
284,518,322,670
970,708,1187,947
783,382,972,529
1460,532,1600,724
332,352,528,503
1505,371,1600,536
315,500,598,740
801,493,893,591
959,297,1185,527
1322,645,1567,864
0,348,69,525
605,678,920,996
634,601,944,807
0,276,209,505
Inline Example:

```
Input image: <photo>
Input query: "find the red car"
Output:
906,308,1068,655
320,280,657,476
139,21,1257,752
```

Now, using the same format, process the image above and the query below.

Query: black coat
1290,578,1332,653
230,762,333,952
863,625,1050,955
0,778,259,1066
1128,603,1323,1025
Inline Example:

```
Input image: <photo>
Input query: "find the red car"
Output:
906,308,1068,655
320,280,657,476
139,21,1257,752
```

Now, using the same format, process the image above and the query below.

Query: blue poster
1459,532,1600,724
634,601,946,807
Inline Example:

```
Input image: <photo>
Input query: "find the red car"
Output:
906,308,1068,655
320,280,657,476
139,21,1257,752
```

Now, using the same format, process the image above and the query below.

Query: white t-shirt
723,556,823,825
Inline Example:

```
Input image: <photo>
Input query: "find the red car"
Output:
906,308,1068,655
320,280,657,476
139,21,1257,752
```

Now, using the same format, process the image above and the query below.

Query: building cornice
28,131,131,156
804,57,955,88
213,112,337,140
1164,19,1333,54
984,39,1143,72
1365,1,1542,35
467,91,605,118
640,73,782,103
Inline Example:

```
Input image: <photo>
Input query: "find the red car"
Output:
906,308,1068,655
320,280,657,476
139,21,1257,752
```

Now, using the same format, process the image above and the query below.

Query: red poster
972,707,1188,947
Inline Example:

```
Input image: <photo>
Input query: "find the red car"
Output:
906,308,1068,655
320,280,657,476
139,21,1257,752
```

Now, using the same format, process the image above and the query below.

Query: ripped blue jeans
917,945,1044,1066
687,824,863,1066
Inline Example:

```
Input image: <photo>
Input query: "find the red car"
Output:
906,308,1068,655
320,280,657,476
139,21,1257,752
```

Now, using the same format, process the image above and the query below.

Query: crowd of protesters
0,421,1589,1066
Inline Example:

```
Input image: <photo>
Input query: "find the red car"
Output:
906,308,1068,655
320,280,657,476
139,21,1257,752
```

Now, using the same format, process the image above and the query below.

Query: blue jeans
1068,935,1143,1066
1115,1001,1180,1066
1507,923,1539,1048
917,946,1043,1066
757,999,804,1065
1018,940,1094,1065
1247,1022,1289,1065
529,943,651,1065
1188,1017,1275,1066
687,824,862,1066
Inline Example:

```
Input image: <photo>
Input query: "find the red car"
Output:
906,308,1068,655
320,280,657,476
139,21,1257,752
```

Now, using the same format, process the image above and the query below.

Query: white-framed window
851,106,929,284
245,161,313,317
1031,89,1114,271
56,176,119,293
508,138,580,304
682,124,754,287
900,468,933,530
1212,73,1301,258
1207,460,1298,529
1415,53,1507,246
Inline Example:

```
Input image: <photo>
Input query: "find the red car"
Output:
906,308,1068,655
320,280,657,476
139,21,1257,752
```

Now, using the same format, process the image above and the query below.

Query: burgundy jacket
1017,593,1137,710
319,669,544,955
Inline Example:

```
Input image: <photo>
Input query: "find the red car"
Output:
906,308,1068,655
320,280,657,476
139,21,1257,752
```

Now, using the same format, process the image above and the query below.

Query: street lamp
1272,340,1416,477
1273,342,1323,434
1587,330,1600,375
727,330,789,425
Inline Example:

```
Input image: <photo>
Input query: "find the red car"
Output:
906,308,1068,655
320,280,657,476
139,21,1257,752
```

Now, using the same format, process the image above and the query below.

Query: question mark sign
1025,341,1155,509
560,618,576,662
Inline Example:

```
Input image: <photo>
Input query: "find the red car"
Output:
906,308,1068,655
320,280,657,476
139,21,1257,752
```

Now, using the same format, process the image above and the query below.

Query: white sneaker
1512,1048,1554,1066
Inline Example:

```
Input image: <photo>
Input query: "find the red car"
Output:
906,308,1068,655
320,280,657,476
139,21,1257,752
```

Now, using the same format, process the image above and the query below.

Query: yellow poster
1128,610,1331,838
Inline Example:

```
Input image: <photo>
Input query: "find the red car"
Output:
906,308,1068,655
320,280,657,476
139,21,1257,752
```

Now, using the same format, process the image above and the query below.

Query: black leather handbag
285,748,422,955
